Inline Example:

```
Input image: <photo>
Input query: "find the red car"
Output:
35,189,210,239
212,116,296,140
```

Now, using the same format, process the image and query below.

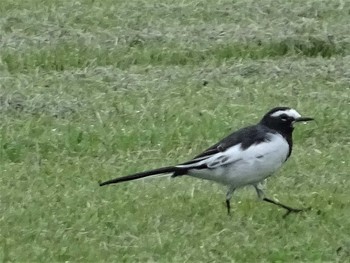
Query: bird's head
260,107,314,133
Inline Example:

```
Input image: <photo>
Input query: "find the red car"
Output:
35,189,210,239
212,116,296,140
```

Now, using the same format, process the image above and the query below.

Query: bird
99,107,314,217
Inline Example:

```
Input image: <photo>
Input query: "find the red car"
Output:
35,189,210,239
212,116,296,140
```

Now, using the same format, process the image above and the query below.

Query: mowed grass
0,0,349,261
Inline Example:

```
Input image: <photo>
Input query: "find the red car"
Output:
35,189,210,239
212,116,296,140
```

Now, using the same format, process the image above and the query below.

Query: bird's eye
280,115,288,121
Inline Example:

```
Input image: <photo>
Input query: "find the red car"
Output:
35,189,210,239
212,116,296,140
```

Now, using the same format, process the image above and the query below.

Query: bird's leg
262,198,307,218
226,200,231,215
254,185,309,218
225,187,235,215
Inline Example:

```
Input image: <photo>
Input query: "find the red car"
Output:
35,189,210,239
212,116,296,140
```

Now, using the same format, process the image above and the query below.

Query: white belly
187,133,289,188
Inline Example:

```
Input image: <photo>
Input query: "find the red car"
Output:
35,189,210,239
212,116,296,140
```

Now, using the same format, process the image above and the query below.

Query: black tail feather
99,166,180,186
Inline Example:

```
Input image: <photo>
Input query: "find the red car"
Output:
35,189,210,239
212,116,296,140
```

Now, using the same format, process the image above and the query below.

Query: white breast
186,133,290,188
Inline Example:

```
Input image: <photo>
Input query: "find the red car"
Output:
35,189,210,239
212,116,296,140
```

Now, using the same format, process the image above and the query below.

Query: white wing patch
176,133,288,171
182,133,290,187
206,149,243,168
270,109,301,119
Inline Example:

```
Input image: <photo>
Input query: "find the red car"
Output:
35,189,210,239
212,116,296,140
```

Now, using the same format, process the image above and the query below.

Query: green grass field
1,0,350,261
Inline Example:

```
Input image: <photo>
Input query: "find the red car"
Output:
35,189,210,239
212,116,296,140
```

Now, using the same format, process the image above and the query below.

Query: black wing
183,124,274,163
172,124,274,177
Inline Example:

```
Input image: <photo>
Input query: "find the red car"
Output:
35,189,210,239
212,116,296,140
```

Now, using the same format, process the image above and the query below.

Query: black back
191,125,277,160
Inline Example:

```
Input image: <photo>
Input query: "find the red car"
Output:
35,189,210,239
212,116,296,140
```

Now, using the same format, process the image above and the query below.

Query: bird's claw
282,206,311,218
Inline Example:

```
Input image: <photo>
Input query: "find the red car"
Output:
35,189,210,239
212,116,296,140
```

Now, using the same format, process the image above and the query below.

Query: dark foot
282,206,311,218
226,200,231,216
262,197,310,218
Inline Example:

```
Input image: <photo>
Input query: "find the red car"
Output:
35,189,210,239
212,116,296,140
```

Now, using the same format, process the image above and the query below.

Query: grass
0,0,349,261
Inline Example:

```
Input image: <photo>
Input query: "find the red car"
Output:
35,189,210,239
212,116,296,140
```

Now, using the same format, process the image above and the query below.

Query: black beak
295,117,314,122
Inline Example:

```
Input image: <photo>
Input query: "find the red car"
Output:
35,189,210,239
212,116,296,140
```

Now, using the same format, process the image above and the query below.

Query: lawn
0,0,349,262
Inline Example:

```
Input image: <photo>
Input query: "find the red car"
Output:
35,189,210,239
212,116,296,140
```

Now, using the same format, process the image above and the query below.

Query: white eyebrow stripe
270,109,301,119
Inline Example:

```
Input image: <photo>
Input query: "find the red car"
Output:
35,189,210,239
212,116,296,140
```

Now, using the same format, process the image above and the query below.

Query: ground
0,0,349,262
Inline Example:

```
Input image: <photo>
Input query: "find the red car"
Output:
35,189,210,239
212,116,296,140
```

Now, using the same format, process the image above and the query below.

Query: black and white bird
99,107,314,217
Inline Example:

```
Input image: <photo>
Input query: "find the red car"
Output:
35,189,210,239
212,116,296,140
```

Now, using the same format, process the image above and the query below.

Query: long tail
99,166,183,186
